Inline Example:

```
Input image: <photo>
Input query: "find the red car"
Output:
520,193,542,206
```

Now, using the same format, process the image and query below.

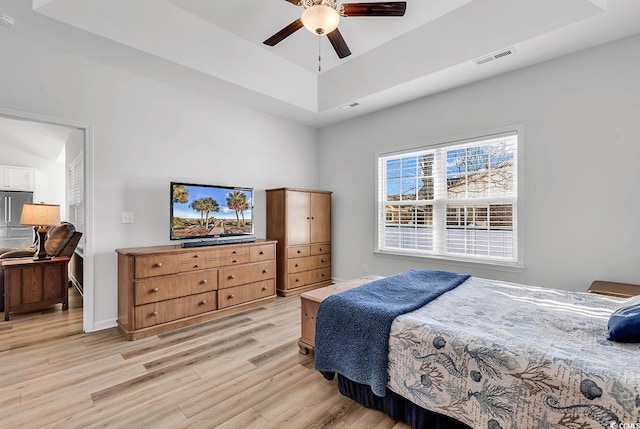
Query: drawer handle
155,262,163,268
194,264,200,268
201,279,208,284
321,273,326,277
232,250,237,254
194,254,200,258
263,269,269,273
321,259,325,263
259,251,265,255
262,286,268,291
229,275,235,280
297,250,302,254
152,310,158,316
295,278,300,282
295,263,299,267
200,300,207,305
152,287,159,293
228,294,235,299
232,259,237,263
319,248,323,251
306,217,310,220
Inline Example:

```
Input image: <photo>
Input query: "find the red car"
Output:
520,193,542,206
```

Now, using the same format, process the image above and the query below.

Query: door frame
0,106,95,333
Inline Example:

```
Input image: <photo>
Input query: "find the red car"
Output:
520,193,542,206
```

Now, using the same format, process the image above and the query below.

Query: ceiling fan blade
263,19,304,46
327,28,351,59
284,0,301,4
340,2,407,17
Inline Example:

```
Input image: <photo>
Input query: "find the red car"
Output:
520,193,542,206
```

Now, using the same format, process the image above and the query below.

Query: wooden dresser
266,188,332,297
116,239,276,340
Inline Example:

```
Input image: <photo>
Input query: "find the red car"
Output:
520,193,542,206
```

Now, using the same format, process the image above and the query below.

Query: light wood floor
0,287,411,428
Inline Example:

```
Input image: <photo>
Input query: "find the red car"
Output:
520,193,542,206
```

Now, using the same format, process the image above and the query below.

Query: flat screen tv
170,182,254,241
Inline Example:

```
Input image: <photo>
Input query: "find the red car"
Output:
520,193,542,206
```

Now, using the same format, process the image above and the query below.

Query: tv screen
170,182,254,241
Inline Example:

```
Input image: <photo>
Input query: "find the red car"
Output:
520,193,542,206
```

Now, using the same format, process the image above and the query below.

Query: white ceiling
0,116,70,163
2,0,640,127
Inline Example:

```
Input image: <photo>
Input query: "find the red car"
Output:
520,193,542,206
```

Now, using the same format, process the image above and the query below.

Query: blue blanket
314,269,470,397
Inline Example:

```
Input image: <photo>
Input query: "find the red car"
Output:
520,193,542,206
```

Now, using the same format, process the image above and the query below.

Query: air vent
493,49,514,59
475,47,515,66
476,56,495,65
340,102,360,111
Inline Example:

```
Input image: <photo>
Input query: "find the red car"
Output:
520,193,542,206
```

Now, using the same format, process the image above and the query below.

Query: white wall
33,161,65,216
319,34,640,292
0,34,319,329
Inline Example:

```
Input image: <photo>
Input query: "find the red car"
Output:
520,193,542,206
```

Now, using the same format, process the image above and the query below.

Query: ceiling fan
263,0,407,59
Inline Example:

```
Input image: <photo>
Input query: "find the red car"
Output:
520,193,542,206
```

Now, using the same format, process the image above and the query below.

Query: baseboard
90,318,117,332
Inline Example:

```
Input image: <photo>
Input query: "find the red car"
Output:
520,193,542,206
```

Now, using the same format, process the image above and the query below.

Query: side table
2,257,70,321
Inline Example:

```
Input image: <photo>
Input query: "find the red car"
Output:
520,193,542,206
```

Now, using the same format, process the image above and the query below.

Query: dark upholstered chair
0,222,81,260
0,222,82,312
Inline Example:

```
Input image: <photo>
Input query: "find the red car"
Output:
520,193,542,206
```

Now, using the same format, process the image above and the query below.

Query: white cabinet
0,166,35,191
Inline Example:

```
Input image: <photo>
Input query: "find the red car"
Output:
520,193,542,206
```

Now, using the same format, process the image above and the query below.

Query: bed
314,271,640,429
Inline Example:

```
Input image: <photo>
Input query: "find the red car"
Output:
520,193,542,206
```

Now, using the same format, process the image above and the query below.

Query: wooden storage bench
298,275,382,354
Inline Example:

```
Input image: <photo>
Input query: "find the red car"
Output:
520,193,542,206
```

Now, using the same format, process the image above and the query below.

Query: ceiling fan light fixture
301,4,340,35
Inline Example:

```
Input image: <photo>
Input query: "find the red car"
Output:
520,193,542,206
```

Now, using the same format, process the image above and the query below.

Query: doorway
0,107,93,333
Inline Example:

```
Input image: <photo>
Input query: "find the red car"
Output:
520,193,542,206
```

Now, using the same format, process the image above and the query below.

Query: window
67,152,84,250
376,131,518,264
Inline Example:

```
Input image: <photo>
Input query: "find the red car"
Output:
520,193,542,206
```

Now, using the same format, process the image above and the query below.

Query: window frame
374,126,524,271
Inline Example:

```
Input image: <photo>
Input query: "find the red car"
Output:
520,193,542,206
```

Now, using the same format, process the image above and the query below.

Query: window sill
374,249,525,273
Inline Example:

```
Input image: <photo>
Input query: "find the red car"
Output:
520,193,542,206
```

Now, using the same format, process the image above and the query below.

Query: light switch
121,212,135,224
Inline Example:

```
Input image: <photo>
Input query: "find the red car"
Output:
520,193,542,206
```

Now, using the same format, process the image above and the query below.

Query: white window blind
377,131,518,263
67,153,84,250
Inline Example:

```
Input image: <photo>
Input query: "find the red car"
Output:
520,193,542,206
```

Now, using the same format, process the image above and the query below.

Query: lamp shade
301,4,340,35
20,203,61,227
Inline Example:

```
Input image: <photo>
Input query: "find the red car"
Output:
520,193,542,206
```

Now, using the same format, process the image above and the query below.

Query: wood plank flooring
0,287,411,428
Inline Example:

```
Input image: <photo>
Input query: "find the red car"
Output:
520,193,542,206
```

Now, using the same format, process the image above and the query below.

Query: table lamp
20,202,61,260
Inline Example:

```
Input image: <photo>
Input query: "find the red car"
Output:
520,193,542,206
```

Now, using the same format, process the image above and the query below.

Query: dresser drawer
288,267,331,289
134,291,217,329
179,259,218,272
135,255,181,278
218,279,275,309
209,246,249,259
287,246,310,259
219,261,275,289
216,255,250,267
250,244,275,262
134,270,218,305
287,254,331,273
178,251,210,263
310,243,330,255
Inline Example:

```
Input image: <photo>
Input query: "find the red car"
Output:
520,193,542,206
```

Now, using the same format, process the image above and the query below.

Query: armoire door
286,190,311,246
310,192,331,244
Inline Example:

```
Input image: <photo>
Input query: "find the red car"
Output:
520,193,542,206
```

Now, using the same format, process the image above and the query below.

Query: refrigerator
1,191,34,248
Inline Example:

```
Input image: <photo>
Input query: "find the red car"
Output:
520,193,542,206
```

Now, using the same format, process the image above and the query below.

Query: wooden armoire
266,188,332,296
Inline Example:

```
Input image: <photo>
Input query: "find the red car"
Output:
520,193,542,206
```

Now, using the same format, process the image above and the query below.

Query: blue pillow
607,303,640,342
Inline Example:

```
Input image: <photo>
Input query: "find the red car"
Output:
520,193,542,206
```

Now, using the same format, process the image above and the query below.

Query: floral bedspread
386,277,640,429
